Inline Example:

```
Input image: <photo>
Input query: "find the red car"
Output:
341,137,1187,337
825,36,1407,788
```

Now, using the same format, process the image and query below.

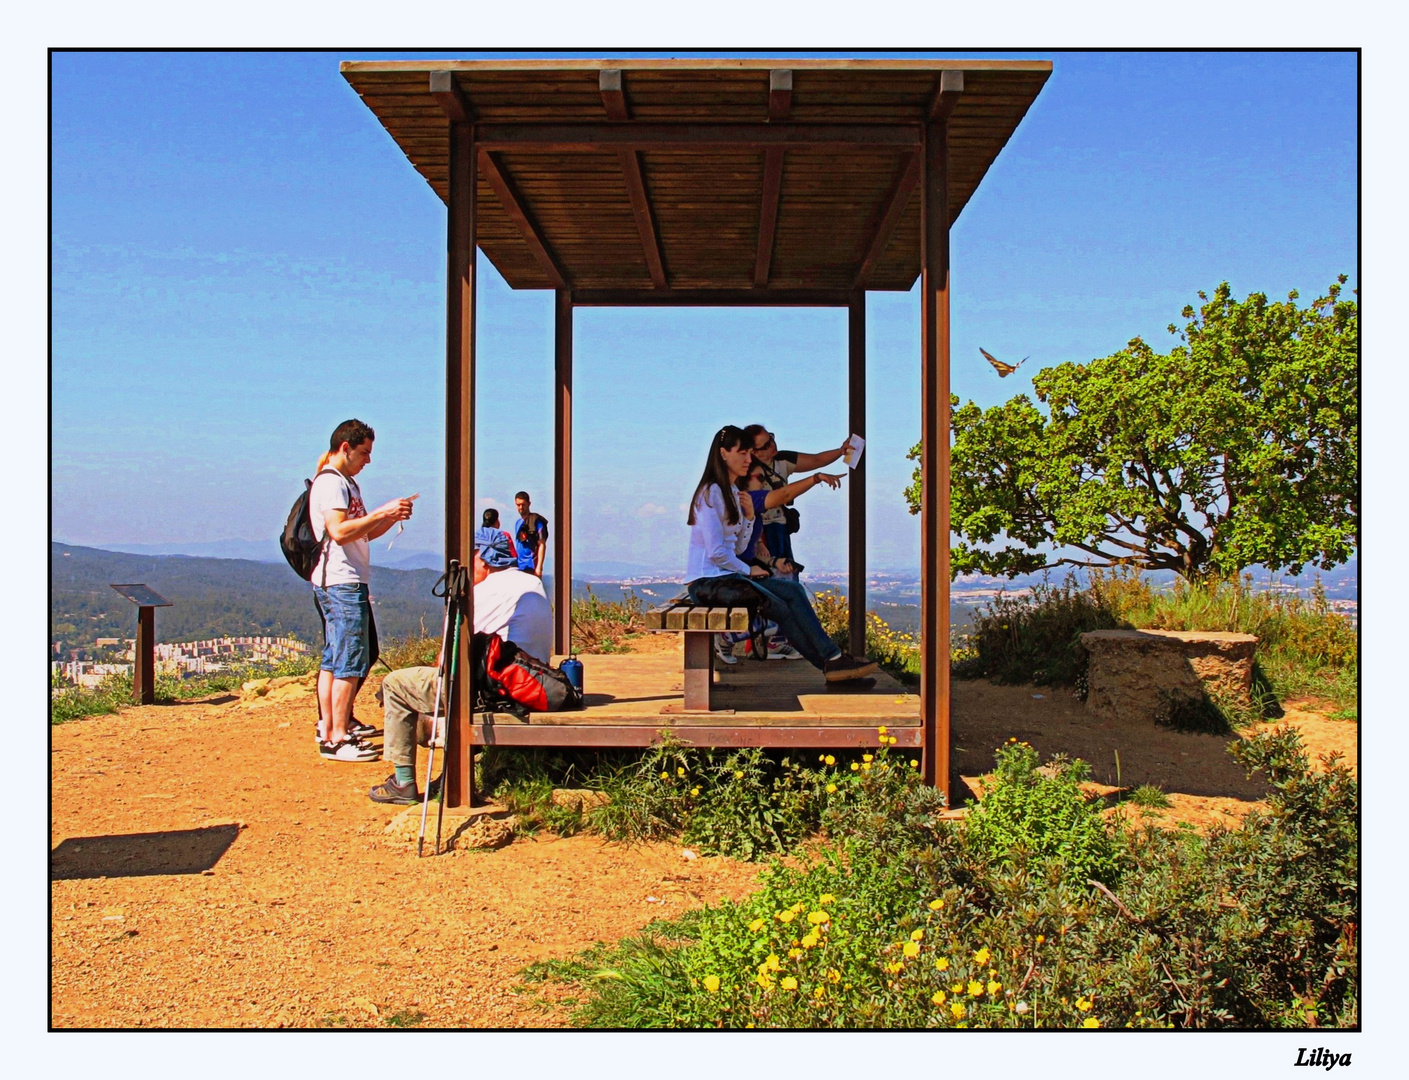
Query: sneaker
348,716,379,738
766,640,806,661
368,774,419,804
320,736,380,762
714,635,739,666
823,653,880,682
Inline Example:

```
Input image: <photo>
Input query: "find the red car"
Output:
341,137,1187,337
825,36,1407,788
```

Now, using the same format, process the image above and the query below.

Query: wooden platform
471,652,920,748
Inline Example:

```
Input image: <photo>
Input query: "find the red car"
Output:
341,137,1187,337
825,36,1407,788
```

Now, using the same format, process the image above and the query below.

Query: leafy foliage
906,280,1357,582
571,588,648,653
529,730,1357,1030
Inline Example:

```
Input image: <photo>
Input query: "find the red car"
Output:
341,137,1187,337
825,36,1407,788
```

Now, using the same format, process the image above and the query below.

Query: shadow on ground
51,825,241,880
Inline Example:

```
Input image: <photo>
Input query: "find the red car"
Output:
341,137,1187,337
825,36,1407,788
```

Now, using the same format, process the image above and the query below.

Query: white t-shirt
760,454,797,526
474,568,553,661
309,469,371,586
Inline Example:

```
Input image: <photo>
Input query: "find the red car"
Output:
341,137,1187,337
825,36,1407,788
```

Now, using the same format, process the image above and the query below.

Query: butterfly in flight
980,347,1029,377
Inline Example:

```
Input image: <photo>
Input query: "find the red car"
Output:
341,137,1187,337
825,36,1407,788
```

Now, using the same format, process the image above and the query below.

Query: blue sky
50,50,1358,574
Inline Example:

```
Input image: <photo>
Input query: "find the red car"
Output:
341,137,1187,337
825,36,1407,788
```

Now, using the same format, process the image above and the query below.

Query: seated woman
685,425,877,683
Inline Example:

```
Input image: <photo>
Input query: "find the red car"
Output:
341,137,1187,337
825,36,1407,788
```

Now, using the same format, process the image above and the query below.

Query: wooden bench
643,602,752,712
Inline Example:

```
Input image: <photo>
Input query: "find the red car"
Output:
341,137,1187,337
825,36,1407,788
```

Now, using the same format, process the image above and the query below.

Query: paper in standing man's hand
843,435,865,468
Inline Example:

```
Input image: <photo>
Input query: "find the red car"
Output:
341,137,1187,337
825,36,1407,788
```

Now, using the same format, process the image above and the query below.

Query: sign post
109,584,173,705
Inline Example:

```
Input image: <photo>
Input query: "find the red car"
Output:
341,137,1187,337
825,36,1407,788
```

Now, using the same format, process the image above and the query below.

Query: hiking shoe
368,774,419,804
320,736,380,762
823,653,880,682
714,635,739,666
766,640,805,661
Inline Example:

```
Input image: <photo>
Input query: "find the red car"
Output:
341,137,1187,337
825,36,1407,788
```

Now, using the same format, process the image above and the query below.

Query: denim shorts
313,583,372,679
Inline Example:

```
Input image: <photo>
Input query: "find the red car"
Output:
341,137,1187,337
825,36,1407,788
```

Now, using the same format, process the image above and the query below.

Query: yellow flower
824,755,836,767
862,763,871,772
807,911,830,925
791,902,806,913
801,932,820,949
973,946,991,965
777,910,796,924
1082,1017,1100,1029
677,767,686,777
910,759,919,768
820,894,836,905
987,980,1002,996
818,754,826,762
935,957,950,972
659,771,669,780
928,899,944,911
1035,935,1045,945
885,961,904,975
814,986,825,1000
755,973,774,989
910,929,924,942
703,975,721,993
878,725,888,735
931,990,947,1007
1077,997,1093,1012
788,948,803,959
967,981,984,998
827,969,841,983
734,770,744,779
951,984,964,994
690,787,700,797
903,942,920,958
781,976,798,991
950,1001,966,1019
748,918,765,932
862,754,874,763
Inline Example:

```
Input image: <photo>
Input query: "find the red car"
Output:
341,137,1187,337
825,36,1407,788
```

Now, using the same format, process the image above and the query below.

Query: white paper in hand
843,435,865,468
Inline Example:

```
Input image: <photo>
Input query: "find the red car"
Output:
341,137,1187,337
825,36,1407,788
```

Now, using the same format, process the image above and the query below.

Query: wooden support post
133,606,155,705
682,631,714,712
553,289,573,656
919,105,954,802
443,119,477,808
847,290,867,660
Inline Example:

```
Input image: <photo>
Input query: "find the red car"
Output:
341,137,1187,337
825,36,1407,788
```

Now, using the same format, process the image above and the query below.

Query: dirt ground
50,653,1355,1028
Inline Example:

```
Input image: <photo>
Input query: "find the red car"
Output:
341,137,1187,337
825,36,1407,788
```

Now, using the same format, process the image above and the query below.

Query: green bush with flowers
523,727,1357,1030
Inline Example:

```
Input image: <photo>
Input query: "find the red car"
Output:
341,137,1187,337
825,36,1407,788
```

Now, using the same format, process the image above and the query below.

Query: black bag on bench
688,576,771,662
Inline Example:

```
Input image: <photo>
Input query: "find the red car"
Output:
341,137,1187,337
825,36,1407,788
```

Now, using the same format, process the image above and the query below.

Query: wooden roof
340,59,1051,296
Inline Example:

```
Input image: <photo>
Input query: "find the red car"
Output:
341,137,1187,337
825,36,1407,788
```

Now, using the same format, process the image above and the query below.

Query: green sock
395,765,417,788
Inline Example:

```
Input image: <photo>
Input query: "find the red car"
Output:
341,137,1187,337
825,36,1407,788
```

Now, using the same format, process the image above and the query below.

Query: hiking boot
766,640,805,661
714,635,739,666
823,653,880,682
368,774,419,804
320,736,380,762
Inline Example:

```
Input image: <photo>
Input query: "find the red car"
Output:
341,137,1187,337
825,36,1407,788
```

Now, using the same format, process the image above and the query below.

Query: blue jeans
313,583,372,679
687,574,842,670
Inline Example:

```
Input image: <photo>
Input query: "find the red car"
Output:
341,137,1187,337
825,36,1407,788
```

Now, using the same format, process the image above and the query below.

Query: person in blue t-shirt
512,491,550,577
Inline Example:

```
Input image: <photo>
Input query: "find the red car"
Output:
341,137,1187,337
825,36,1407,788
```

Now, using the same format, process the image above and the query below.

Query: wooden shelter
340,58,1051,807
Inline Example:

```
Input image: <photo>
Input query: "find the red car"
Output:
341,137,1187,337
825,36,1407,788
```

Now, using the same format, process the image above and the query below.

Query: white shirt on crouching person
474,567,553,661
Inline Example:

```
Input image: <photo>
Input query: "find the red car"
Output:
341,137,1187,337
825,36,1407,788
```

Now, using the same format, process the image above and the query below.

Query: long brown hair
687,425,747,526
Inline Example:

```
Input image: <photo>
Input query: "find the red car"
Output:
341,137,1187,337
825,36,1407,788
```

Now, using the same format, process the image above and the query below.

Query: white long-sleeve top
686,483,751,580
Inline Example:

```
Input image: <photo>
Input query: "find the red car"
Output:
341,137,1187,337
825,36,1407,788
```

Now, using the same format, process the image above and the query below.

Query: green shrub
375,634,441,672
572,589,647,653
528,728,1357,1030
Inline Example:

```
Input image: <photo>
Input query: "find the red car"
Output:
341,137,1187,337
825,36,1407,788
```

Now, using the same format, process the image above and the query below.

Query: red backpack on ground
472,633,583,716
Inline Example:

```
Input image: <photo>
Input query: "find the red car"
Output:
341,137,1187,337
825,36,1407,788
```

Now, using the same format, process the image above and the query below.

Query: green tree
906,279,1357,581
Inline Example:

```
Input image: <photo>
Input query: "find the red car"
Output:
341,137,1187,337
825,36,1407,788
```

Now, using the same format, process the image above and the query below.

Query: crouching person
368,527,553,804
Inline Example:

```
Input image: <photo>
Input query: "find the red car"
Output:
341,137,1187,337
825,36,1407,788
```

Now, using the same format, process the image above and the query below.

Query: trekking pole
434,563,469,856
416,561,459,858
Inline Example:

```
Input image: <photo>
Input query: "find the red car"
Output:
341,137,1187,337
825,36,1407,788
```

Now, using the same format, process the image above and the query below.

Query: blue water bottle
560,655,584,697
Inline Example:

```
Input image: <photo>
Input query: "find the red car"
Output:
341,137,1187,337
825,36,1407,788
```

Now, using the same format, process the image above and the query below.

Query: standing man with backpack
307,419,416,761
512,491,549,577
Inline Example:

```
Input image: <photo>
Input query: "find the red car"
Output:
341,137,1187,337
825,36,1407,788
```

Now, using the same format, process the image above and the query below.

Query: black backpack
280,468,338,581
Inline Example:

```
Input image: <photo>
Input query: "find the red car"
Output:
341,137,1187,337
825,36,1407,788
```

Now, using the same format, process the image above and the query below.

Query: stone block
1079,629,1258,725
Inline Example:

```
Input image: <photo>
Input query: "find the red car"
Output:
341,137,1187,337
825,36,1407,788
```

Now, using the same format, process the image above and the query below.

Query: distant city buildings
52,635,310,689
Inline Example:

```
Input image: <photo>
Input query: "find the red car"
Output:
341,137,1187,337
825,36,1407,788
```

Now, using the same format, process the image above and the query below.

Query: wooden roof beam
927,69,965,122
429,70,472,123
753,70,792,288
852,151,922,290
479,150,569,291
572,287,851,307
475,122,920,151
598,70,667,288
